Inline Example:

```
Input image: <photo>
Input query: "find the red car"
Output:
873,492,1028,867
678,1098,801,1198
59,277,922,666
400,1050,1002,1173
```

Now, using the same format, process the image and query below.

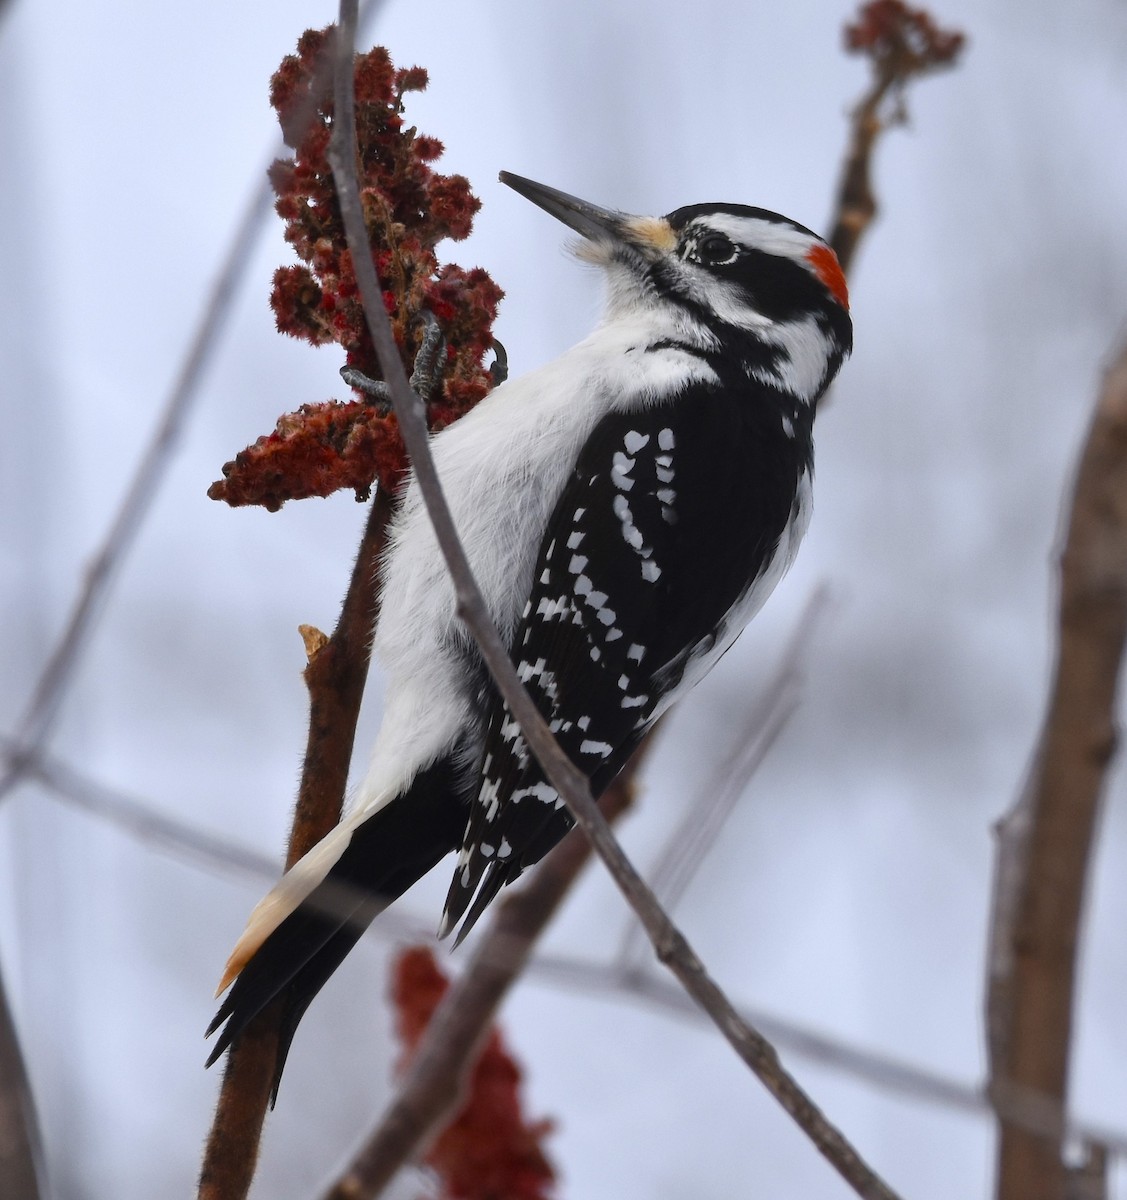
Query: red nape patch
806,243,849,310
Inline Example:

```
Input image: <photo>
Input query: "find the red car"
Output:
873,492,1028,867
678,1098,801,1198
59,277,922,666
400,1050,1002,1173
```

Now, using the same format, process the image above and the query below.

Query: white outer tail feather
214,801,379,997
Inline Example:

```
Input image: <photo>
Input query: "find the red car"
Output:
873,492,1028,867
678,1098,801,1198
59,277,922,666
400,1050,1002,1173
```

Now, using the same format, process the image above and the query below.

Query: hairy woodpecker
207,172,852,1095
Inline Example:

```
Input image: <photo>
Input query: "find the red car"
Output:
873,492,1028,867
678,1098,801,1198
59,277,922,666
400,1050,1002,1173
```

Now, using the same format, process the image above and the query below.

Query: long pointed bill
500,171,624,241
500,171,676,257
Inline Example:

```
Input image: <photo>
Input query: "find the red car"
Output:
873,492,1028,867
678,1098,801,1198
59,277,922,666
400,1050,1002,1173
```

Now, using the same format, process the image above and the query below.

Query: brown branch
826,69,896,277
0,960,44,1200
988,335,1127,1200
828,2,965,276
324,761,643,1200
198,488,395,1200
327,6,901,1199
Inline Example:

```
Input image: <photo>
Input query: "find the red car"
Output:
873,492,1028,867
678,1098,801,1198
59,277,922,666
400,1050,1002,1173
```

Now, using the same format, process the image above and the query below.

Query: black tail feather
206,755,470,1095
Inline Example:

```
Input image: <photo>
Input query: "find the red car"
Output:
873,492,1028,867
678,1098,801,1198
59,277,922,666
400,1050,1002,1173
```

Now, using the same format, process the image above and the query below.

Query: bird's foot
339,311,448,411
489,337,509,386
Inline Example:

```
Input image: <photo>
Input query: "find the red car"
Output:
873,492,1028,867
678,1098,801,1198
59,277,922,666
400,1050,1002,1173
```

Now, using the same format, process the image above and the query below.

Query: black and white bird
207,172,852,1095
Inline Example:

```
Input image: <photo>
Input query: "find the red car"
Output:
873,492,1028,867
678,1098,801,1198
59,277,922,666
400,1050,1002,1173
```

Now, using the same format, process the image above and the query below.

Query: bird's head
501,172,852,403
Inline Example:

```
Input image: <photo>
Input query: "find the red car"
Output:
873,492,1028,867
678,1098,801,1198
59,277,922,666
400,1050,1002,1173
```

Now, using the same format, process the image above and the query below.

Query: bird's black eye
691,232,736,265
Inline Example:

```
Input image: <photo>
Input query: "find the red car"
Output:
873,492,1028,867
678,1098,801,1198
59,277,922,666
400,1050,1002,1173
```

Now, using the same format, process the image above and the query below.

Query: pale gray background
2,0,1127,1196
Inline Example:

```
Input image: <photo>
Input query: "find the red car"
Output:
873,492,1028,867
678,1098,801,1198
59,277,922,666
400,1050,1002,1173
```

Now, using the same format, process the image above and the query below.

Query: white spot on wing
579,738,613,756
512,781,558,805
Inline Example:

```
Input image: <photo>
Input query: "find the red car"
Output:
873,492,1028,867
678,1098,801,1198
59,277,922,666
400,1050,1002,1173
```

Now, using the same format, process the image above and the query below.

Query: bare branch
327,6,901,1198
531,954,1127,1159
828,2,966,276
324,764,641,1200
0,179,274,805
826,69,897,278
198,489,395,1200
616,585,832,971
26,746,281,884
988,334,1127,1200
0,962,44,1200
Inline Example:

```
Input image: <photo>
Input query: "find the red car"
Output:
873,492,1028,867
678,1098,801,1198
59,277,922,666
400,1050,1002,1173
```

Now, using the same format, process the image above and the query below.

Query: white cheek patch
676,268,775,333
749,314,835,402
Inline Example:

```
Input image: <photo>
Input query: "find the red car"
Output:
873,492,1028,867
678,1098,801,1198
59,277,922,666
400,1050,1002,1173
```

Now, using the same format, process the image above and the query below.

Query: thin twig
616,584,832,971
28,745,282,884
327,6,901,1198
0,960,44,1200
988,334,1127,1200
324,762,643,1200
0,175,275,805
529,955,1127,1159
827,5,964,276
826,70,898,278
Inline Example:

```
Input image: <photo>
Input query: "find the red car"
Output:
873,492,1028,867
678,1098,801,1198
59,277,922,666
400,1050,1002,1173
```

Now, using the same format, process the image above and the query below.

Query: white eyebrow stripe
688,214,817,259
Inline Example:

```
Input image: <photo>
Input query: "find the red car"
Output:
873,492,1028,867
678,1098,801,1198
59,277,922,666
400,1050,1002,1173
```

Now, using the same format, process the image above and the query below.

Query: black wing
442,380,810,939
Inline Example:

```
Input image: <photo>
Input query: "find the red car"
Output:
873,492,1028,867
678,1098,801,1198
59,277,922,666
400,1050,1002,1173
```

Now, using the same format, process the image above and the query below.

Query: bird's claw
410,311,447,401
340,365,393,412
339,311,448,409
489,338,509,386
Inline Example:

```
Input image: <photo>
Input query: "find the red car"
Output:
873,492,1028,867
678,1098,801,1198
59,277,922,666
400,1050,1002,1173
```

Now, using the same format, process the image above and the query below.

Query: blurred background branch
987,333,1127,1200
827,0,964,274
0,174,277,805
0,962,44,1200
615,585,833,972
15,728,1127,1159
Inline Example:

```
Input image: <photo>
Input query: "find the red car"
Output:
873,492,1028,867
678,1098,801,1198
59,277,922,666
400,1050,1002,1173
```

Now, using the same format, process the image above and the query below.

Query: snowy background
3,0,1127,1196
